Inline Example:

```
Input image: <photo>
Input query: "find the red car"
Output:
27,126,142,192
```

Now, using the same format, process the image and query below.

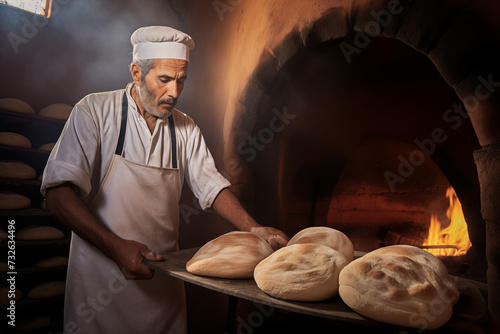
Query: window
0,0,52,18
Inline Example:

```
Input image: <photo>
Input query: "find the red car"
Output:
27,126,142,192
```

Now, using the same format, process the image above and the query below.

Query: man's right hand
46,183,164,281
108,238,165,280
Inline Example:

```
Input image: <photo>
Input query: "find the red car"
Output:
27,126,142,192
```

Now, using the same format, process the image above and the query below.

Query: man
42,26,288,334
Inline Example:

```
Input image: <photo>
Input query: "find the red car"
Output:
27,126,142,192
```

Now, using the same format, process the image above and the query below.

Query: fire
422,187,472,256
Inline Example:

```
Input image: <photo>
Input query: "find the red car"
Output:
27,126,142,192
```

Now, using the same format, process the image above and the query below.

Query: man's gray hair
130,59,155,81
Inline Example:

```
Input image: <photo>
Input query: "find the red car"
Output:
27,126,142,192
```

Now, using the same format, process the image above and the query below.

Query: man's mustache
159,97,177,106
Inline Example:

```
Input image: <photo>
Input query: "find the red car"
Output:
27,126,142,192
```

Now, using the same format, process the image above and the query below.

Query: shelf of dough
0,101,70,333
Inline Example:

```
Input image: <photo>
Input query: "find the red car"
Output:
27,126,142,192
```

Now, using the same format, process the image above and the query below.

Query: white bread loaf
339,245,459,330
27,281,65,299
254,243,348,301
35,256,69,268
287,226,355,262
0,191,31,210
0,132,31,148
0,98,35,114
0,160,37,179
17,226,65,241
39,103,72,120
186,231,274,279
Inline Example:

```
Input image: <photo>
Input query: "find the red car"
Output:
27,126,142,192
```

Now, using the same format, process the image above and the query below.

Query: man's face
137,59,188,118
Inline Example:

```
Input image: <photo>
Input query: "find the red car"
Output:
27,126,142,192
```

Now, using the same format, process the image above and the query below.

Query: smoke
0,0,186,109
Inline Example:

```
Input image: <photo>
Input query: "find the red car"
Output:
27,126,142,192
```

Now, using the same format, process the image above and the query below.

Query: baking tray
144,247,488,329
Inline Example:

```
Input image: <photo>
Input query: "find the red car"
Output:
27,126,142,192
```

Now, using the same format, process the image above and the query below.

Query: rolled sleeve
41,160,92,197
197,172,231,211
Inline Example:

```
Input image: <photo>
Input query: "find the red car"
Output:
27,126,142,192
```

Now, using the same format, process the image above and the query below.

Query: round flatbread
17,226,65,241
0,132,31,148
27,281,65,299
0,191,31,210
0,160,37,179
254,243,348,301
0,98,35,114
339,245,459,330
186,231,274,279
287,226,355,262
38,103,72,120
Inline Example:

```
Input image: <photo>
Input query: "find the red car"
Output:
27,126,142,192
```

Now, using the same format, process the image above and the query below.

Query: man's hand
108,238,164,280
250,226,289,250
46,183,165,281
212,188,289,250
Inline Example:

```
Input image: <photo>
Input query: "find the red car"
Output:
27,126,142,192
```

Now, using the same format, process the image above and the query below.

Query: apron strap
115,89,177,168
115,91,128,156
168,114,177,169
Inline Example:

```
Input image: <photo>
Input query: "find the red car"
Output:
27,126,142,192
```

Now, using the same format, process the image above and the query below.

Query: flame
422,187,472,256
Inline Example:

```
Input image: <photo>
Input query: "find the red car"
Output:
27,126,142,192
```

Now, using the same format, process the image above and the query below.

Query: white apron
63,92,187,334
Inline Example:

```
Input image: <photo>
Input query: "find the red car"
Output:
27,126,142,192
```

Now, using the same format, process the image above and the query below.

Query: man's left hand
250,226,289,250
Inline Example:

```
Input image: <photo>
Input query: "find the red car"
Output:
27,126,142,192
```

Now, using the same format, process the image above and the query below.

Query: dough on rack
39,142,56,152
0,160,37,180
27,281,66,299
17,225,65,241
0,191,31,210
39,103,72,120
35,256,69,268
0,132,32,148
0,98,35,115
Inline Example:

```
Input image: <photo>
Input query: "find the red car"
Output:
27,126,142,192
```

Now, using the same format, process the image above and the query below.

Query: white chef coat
41,82,231,210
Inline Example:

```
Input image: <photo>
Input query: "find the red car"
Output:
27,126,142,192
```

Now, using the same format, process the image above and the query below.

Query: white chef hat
131,26,195,62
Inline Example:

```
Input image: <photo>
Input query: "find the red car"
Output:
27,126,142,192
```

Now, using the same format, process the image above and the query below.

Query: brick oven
215,0,500,330
236,34,483,276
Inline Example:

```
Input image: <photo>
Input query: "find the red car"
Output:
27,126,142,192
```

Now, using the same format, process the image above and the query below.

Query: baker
41,26,289,334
